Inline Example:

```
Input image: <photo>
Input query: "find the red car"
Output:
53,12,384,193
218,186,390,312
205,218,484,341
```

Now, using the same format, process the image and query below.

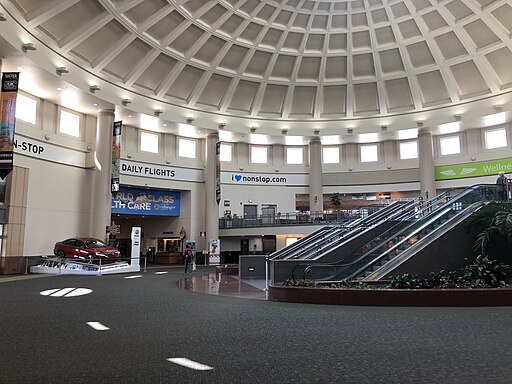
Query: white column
205,133,219,244
418,128,436,200
91,109,114,240
309,137,323,215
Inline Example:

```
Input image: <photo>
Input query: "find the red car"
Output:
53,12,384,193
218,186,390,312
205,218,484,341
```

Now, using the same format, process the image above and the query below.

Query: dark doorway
240,238,249,254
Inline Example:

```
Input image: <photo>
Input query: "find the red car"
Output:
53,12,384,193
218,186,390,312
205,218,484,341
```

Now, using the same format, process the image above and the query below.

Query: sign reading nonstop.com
221,172,308,186
111,187,180,216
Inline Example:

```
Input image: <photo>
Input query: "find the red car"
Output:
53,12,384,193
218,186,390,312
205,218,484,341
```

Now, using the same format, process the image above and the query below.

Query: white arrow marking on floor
167,358,213,371
40,288,92,297
154,272,168,275
124,275,142,279
87,322,110,331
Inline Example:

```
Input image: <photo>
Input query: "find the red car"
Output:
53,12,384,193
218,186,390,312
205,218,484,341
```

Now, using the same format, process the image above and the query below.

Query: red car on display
53,237,121,263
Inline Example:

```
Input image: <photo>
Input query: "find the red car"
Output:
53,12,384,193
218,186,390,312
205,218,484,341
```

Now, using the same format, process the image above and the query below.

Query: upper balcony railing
218,203,407,229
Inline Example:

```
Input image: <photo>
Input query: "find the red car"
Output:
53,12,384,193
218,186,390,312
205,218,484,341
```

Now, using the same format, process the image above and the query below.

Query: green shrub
461,255,510,288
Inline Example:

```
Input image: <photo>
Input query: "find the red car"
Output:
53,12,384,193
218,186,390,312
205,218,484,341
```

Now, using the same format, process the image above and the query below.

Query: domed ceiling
1,0,512,138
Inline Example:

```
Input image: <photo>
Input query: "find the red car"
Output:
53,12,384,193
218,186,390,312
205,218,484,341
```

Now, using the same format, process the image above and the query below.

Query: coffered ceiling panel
1,0,511,134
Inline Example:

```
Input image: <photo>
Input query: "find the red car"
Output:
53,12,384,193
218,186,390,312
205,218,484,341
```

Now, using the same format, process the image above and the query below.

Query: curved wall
4,90,512,266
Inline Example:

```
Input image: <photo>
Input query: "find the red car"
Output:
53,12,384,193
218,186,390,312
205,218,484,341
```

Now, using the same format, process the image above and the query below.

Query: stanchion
264,256,269,291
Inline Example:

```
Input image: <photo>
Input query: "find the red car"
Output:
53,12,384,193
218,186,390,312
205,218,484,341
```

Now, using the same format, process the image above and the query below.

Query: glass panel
59,110,80,137
140,131,159,153
440,136,460,155
220,143,232,162
360,144,378,162
286,147,303,164
251,146,268,164
399,141,418,159
322,146,340,164
179,138,197,158
15,94,37,124
485,128,507,150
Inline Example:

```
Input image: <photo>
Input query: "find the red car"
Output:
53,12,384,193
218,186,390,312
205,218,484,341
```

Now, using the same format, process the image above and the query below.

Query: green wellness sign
435,158,512,181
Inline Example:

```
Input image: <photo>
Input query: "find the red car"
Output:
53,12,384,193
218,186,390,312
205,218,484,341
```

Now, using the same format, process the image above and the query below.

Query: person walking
496,171,508,201
184,248,193,273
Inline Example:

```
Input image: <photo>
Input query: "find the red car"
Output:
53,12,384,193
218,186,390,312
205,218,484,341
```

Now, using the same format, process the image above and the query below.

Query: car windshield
84,239,107,248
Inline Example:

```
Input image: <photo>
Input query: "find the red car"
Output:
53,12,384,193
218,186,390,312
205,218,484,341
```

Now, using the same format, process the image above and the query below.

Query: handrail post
264,255,269,291
144,255,147,272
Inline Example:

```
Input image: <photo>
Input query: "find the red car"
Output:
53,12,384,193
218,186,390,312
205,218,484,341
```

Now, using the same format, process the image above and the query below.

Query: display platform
30,258,140,275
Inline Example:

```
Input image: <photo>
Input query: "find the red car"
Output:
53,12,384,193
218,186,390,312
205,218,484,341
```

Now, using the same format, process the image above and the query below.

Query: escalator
295,184,496,282
270,200,414,261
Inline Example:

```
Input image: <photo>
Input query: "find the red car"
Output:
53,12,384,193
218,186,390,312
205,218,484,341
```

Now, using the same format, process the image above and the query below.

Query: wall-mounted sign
221,171,308,186
13,134,85,167
435,158,512,180
120,159,203,182
111,187,180,216
223,200,230,207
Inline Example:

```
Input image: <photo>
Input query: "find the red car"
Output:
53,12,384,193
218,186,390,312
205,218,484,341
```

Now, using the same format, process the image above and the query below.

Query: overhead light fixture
122,99,131,106
416,120,424,127
186,117,195,124
0,12,7,21
347,128,353,134
250,127,257,133
313,129,320,135
22,43,36,52
282,129,288,135
218,123,226,129
494,105,503,112
89,84,101,93
154,109,163,116
56,66,69,75
453,114,462,121
381,125,387,131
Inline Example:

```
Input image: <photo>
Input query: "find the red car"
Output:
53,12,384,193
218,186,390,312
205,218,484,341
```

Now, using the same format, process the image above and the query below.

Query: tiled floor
177,273,268,300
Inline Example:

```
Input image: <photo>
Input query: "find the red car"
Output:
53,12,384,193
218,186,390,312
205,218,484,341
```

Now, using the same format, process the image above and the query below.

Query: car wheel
87,254,94,264
57,250,65,259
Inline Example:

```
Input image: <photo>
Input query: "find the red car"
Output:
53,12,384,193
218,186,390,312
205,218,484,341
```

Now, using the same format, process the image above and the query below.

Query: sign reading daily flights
435,158,512,181
111,187,180,216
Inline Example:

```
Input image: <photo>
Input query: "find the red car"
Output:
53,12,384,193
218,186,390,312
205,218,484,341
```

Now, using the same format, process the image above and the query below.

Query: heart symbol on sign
235,175,242,182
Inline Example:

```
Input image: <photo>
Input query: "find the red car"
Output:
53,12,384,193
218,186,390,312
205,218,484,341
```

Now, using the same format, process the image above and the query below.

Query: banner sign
216,141,221,204
111,187,180,216
221,171,308,186
435,158,512,180
0,72,19,179
209,239,220,265
13,133,85,167
111,121,122,192
120,159,203,182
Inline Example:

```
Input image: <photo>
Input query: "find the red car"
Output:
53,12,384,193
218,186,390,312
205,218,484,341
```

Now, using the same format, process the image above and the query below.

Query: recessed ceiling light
128,115,133,118
93,103,98,107
163,123,168,127
57,87,62,91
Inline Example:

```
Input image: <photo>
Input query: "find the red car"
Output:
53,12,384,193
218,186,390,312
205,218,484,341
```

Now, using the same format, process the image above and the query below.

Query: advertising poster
209,239,220,265
0,72,19,179
111,187,180,216
216,141,221,205
111,121,122,192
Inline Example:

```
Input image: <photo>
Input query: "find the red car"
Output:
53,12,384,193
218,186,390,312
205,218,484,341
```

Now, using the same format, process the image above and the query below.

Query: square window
251,146,268,164
15,94,37,124
140,131,159,153
179,138,197,158
286,147,303,165
322,146,340,164
399,141,418,160
360,144,378,162
485,128,507,150
220,144,232,162
59,110,80,137
440,136,461,156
